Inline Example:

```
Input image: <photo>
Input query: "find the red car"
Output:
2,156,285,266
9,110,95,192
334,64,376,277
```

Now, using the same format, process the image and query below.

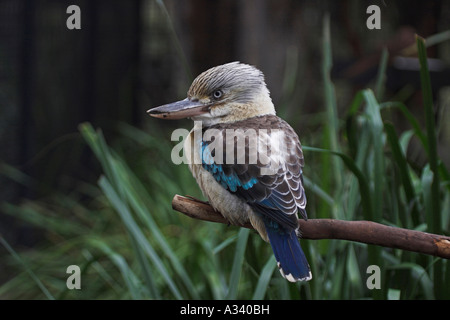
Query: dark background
1,0,449,289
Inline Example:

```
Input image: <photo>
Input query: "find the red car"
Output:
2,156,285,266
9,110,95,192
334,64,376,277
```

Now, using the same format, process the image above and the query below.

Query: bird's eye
213,90,223,100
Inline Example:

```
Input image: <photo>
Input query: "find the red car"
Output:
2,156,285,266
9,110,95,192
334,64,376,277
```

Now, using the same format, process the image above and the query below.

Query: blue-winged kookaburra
148,62,312,282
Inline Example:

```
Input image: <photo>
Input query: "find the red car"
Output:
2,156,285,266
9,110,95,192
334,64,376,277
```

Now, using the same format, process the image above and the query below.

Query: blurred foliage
1,1,450,300
1,19,450,300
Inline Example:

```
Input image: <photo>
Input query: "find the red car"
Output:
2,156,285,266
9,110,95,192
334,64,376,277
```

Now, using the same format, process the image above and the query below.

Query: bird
147,62,312,282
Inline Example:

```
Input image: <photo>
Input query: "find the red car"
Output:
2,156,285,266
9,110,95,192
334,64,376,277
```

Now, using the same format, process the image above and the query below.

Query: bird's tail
265,223,312,282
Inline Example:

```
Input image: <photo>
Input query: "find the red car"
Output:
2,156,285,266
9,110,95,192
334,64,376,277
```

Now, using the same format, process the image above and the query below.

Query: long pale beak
147,98,210,120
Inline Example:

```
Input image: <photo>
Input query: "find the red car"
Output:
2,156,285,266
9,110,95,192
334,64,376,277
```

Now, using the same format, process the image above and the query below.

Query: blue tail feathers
265,222,312,282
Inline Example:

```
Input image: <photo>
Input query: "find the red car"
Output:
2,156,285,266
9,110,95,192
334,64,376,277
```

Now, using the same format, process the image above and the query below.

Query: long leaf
322,13,343,187
252,255,276,300
89,239,143,299
0,235,54,300
375,47,389,100
417,35,443,298
416,35,441,234
303,146,372,219
384,122,419,226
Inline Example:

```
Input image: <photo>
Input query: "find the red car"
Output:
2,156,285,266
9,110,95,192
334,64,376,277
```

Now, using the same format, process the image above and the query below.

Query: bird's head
147,62,275,126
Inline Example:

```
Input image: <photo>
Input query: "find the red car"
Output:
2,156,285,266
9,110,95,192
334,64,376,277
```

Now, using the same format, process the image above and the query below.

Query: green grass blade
116,164,200,299
375,47,389,100
384,122,419,226
303,146,372,219
81,249,124,296
0,235,55,300
388,262,434,299
125,188,200,298
155,0,192,82
99,176,183,299
417,35,443,298
0,162,33,186
361,91,386,299
346,245,362,295
89,239,143,299
358,89,385,299
79,123,117,188
362,89,384,221
380,102,428,150
424,30,450,47
226,228,250,299
416,35,441,234
252,255,276,300
82,122,200,298
421,165,434,235
302,175,334,207
322,13,343,187
346,91,364,157
128,235,161,299
213,235,238,255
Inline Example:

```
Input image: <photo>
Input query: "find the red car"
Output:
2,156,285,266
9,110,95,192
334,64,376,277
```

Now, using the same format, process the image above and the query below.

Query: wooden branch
172,194,450,260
